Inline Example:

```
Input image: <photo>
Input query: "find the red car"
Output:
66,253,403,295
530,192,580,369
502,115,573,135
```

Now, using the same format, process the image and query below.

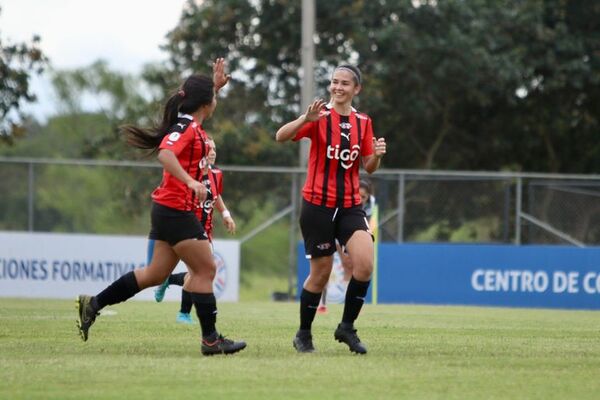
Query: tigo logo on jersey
327,144,360,169
201,199,216,213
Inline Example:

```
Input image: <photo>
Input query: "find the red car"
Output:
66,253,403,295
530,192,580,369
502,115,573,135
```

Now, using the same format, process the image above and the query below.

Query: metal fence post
397,173,405,243
28,162,34,232
515,177,522,244
288,172,299,299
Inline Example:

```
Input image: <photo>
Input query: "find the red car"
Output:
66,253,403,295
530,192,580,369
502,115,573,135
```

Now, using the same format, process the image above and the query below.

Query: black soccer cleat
334,324,367,354
293,330,315,353
201,334,247,356
76,295,98,342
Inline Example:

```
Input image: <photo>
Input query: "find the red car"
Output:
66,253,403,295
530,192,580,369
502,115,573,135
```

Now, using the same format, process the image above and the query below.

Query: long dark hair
122,74,214,152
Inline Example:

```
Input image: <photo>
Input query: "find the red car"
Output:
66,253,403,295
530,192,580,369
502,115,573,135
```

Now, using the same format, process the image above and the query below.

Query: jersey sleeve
215,170,224,197
361,117,375,156
292,120,317,141
159,125,194,156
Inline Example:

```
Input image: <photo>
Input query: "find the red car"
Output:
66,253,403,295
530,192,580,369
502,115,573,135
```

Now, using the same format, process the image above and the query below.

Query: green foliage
34,165,151,234
160,0,600,173
0,6,47,139
2,0,600,247
449,217,501,242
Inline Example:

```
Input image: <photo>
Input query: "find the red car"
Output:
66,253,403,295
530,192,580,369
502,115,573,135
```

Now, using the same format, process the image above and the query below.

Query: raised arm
213,58,230,94
275,98,327,142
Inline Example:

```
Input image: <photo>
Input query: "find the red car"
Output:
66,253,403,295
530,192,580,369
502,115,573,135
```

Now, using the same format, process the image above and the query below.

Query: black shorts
299,199,372,259
149,202,208,246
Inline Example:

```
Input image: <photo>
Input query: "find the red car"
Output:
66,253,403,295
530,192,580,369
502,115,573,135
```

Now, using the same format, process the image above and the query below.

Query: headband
335,66,361,84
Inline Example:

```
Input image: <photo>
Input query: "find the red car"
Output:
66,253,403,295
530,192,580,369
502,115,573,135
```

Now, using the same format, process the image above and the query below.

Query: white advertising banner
0,231,239,302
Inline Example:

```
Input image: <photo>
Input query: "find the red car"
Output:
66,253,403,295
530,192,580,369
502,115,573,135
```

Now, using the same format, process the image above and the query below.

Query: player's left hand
213,57,231,92
223,216,236,234
374,137,386,158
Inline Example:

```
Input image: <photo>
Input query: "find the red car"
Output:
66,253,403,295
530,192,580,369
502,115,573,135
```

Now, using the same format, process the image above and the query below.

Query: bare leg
135,240,180,289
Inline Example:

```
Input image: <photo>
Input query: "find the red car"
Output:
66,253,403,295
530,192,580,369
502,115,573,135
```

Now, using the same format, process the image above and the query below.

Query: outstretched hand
304,98,327,122
213,57,231,92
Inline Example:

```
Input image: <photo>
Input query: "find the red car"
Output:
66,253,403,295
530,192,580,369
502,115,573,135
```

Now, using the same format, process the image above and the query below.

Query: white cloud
1,0,188,118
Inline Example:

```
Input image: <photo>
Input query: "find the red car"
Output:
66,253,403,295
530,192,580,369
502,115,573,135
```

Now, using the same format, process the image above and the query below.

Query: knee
352,258,373,281
136,270,168,288
191,261,216,281
309,270,330,288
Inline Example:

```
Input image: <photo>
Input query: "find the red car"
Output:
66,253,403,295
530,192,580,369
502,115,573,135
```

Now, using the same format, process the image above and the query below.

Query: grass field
1,298,600,399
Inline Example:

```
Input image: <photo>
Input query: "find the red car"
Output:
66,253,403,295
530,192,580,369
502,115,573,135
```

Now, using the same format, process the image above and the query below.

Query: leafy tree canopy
0,6,47,141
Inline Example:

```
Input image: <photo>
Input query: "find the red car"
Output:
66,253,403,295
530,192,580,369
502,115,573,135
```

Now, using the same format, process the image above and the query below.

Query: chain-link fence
2,157,600,295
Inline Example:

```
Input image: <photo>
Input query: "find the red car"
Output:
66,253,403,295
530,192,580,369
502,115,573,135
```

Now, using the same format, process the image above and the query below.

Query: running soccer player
275,64,386,354
153,139,236,324
76,59,246,356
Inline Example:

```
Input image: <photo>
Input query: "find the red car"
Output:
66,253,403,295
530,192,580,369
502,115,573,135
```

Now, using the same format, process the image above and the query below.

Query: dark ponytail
122,74,215,152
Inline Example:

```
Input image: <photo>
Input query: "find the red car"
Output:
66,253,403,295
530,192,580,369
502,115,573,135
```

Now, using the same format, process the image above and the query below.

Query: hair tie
178,89,186,98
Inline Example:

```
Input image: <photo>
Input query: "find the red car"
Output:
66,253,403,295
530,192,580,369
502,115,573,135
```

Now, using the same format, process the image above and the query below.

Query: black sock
180,289,193,314
341,277,370,326
299,288,321,331
168,272,186,286
191,292,217,338
95,271,140,310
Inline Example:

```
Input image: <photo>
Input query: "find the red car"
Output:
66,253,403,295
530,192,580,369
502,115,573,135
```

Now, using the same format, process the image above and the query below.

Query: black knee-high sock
168,272,186,286
94,271,140,310
180,289,193,314
341,277,370,326
191,293,217,338
299,289,321,331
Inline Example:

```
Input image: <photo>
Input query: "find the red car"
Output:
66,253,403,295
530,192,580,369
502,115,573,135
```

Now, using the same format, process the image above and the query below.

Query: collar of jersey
325,103,357,113
177,113,194,120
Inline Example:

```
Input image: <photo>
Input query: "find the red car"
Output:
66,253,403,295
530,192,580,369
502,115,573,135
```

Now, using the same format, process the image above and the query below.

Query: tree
0,6,47,141
161,0,600,173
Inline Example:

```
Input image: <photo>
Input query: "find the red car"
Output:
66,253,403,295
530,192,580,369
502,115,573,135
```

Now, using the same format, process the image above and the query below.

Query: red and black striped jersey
152,114,211,211
293,105,375,208
195,165,223,242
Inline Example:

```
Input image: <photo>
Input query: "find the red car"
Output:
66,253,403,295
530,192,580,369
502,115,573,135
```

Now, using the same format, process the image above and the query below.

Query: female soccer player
275,64,386,354
76,59,246,356
153,139,236,324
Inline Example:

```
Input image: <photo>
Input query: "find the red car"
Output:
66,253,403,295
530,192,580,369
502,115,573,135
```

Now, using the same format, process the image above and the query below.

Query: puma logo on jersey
201,179,212,194
341,131,351,141
327,144,360,169
177,123,186,129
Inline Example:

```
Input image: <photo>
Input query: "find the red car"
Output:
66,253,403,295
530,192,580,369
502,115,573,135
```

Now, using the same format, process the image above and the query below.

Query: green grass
1,299,600,399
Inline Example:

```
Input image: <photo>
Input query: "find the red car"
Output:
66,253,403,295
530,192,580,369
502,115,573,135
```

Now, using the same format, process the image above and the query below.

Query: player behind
153,139,236,324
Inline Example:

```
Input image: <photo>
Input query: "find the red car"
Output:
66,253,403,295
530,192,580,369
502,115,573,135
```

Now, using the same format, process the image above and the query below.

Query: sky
1,0,188,120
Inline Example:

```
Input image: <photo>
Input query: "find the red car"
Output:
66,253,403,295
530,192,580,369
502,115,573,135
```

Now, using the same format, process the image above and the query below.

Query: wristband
222,210,231,219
